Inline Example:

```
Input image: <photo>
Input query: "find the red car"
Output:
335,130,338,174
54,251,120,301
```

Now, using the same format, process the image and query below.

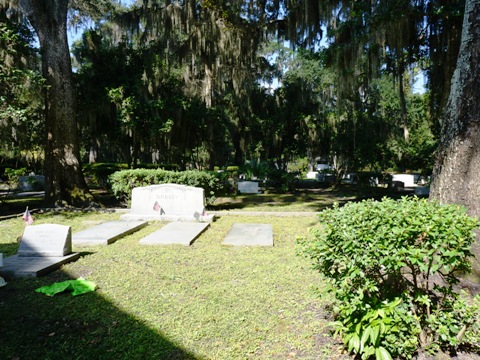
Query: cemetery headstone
121,184,214,222
18,175,45,191
0,224,80,278
415,186,430,196
392,174,416,187
237,181,259,194
19,224,72,257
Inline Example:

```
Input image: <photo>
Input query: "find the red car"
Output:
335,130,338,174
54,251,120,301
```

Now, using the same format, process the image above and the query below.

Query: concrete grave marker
18,175,45,191
139,222,209,246
392,174,416,187
73,220,148,246
0,224,80,278
415,186,430,196
238,181,259,194
222,223,273,247
121,184,214,222
19,224,72,257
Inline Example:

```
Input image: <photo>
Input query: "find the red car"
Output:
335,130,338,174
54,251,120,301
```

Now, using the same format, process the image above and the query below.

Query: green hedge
109,168,224,205
298,196,480,359
83,163,180,188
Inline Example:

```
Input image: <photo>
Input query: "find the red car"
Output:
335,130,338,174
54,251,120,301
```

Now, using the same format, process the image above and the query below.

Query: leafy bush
84,163,180,188
225,166,239,173
4,167,28,182
266,169,299,193
109,168,224,205
298,197,480,359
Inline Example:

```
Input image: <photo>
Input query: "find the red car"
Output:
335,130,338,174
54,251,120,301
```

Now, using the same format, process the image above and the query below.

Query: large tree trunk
430,0,480,278
18,0,92,206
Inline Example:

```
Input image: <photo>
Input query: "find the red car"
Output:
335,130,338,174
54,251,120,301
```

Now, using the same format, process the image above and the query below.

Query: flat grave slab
0,224,80,278
73,220,148,246
139,222,209,246
0,253,80,278
222,223,273,247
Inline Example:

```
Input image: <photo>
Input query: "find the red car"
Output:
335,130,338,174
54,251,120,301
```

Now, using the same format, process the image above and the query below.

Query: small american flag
153,201,161,212
22,207,34,225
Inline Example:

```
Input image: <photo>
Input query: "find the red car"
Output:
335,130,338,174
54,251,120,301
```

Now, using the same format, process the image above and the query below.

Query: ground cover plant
299,197,480,359
0,211,351,360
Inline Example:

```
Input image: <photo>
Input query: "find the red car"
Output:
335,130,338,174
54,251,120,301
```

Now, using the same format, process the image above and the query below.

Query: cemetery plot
121,184,214,222
139,222,209,246
222,223,274,247
0,224,80,278
73,220,148,246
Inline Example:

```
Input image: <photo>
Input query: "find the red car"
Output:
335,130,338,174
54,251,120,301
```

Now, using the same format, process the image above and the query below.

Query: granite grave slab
139,222,209,246
121,183,214,222
73,220,148,246
222,223,273,247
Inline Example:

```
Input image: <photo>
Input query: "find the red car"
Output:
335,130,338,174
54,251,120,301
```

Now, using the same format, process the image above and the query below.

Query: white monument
392,174,416,187
121,184,214,222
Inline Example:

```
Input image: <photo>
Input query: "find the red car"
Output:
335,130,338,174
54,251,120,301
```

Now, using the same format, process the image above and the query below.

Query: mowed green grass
0,211,351,360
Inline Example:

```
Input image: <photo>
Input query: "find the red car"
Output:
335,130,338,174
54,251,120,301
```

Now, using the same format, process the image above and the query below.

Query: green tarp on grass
36,278,97,296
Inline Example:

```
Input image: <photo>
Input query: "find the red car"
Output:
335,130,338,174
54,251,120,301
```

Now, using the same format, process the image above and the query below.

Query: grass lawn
0,206,354,359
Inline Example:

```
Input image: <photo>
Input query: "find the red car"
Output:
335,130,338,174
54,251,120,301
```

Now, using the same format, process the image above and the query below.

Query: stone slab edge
120,213,215,223
0,253,80,279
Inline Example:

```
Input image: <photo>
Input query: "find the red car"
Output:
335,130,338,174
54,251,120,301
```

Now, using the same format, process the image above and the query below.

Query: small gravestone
392,174,416,187
19,224,72,257
222,223,273,247
73,220,148,245
238,181,259,194
18,175,45,191
139,222,209,246
0,224,80,278
121,184,214,222
415,186,430,196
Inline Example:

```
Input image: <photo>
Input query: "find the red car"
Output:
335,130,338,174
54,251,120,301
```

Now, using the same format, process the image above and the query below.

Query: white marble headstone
392,174,416,187
122,184,213,222
18,224,72,257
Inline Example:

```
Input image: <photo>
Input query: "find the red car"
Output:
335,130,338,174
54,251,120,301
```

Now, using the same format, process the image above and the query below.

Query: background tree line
1,0,446,178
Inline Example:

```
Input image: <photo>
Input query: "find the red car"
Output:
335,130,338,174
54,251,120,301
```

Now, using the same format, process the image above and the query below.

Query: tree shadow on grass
0,270,200,360
210,185,410,212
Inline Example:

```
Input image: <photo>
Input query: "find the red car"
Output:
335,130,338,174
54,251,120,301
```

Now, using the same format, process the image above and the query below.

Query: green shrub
266,169,299,193
298,196,480,359
226,166,239,173
109,168,224,205
84,163,180,189
4,167,28,182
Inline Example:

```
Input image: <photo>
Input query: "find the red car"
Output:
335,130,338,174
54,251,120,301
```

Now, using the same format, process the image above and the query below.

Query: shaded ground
0,183,409,218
